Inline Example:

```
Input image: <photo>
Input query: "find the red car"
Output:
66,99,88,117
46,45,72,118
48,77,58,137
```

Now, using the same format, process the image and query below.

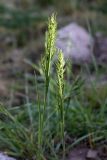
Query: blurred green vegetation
0,0,107,28
0,0,107,31
0,5,46,29
0,0,107,70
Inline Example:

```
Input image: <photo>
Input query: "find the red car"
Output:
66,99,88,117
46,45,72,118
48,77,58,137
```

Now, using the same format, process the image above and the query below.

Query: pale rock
56,23,93,64
0,153,15,160
86,149,98,160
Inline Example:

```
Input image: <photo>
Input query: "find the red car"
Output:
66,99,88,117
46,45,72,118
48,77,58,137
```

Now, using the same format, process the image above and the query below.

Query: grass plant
0,13,107,160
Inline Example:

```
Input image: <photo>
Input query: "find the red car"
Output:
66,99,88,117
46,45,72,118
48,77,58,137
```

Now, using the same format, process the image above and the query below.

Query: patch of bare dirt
68,145,107,160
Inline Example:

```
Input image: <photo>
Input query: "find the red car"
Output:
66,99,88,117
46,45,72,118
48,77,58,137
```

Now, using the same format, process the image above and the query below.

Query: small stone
86,149,98,160
0,153,16,160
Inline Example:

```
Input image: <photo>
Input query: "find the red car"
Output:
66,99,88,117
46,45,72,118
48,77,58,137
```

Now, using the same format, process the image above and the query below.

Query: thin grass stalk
60,97,65,160
42,13,57,111
56,50,65,160
38,94,43,159
41,13,57,147
34,72,43,159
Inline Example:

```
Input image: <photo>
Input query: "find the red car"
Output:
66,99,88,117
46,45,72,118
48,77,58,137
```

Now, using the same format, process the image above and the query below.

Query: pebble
86,149,98,160
0,153,16,160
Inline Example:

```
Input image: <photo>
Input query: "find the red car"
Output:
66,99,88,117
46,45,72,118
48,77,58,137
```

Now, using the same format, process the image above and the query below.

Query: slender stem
60,98,65,160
